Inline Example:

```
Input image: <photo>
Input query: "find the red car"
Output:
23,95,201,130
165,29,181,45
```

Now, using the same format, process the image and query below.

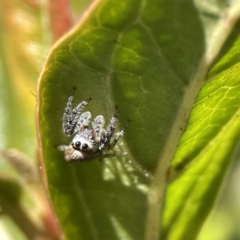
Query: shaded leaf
37,0,204,239
37,0,240,240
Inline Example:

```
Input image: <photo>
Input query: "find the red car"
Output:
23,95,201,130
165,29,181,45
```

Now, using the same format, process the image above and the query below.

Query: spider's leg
70,98,91,132
107,120,130,150
75,111,92,132
58,145,67,151
92,115,105,140
62,95,74,135
62,96,91,136
100,108,118,150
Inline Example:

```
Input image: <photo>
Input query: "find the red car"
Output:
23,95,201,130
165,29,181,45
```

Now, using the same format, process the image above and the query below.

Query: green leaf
162,11,240,240
37,0,240,239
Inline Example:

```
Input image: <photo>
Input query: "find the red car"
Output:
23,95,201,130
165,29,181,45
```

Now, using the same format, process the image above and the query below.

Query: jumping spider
58,94,128,162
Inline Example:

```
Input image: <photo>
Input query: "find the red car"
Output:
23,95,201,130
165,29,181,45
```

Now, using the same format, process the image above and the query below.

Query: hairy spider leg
62,95,73,135
70,99,91,132
92,115,105,140
99,109,118,150
75,111,92,132
63,96,91,136
107,120,130,150
58,145,66,151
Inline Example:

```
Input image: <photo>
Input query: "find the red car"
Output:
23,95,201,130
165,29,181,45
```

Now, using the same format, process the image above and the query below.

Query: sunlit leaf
37,0,240,239
163,9,240,240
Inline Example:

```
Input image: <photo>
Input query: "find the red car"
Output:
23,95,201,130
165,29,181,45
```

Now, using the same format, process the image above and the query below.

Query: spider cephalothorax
58,94,128,162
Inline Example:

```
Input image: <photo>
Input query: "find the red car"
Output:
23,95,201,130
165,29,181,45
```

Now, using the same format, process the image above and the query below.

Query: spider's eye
75,141,81,148
72,141,81,150
82,143,88,150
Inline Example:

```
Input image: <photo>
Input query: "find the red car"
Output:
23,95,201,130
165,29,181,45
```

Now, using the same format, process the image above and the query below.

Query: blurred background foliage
0,0,91,239
0,0,240,239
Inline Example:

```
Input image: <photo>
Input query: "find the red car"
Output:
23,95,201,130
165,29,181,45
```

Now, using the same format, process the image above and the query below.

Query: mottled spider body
58,94,127,162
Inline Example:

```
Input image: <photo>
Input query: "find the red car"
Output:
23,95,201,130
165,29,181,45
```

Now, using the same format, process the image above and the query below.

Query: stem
145,58,208,240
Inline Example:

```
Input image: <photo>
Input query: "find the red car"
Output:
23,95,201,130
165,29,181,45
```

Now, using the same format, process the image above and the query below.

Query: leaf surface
36,0,240,239
163,12,240,240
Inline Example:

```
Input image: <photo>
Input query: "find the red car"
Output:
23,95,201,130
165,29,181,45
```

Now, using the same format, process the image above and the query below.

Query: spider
58,94,128,162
